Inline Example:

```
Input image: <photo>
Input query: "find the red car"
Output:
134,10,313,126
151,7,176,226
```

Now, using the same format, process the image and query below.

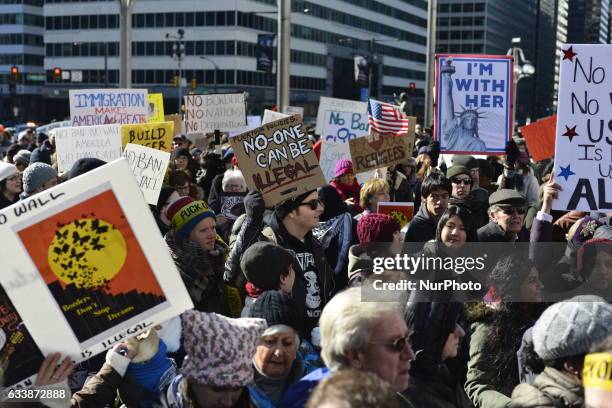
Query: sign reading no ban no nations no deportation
230,115,326,207
552,44,612,212
435,54,512,155
69,89,149,127
0,158,192,390
184,93,247,134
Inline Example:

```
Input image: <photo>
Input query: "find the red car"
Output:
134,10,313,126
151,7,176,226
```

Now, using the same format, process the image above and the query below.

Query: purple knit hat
180,310,266,387
334,159,354,178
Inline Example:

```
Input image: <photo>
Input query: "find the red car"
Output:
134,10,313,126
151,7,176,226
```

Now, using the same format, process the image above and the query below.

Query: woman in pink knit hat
330,159,361,214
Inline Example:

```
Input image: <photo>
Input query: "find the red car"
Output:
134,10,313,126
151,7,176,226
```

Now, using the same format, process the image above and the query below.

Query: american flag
368,99,409,135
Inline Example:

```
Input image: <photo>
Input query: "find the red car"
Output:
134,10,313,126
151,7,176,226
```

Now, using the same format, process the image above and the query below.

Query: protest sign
220,192,247,220
54,124,123,173
69,89,148,126
184,93,246,134
520,115,556,162
348,130,414,174
123,144,170,205
262,109,289,124
286,106,304,118
229,115,263,138
377,201,414,227
0,158,193,371
552,44,612,212
164,114,183,136
121,121,173,153
147,93,165,123
230,115,326,206
315,97,368,135
435,54,513,155
320,110,376,183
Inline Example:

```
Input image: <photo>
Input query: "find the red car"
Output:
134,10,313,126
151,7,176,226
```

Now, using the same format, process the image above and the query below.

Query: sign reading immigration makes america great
552,44,612,212
69,89,149,127
435,54,512,155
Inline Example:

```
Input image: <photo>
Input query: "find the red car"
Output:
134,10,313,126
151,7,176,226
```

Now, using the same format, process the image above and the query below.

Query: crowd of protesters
0,120,611,408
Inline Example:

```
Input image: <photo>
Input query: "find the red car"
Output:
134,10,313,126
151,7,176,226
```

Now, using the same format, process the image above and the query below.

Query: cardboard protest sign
69,89,148,126
348,130,414,174
147,93,165,123
121,121,173,153
435,54,513,155
164,114,183,136
0,285,45,389
320,110,377,184
262,109,289,124
123,144,170,205
220,192,247,220
184,93,246,134
54,124,123,173
315,97,368,135
377,202,414,227
520,115,556,162
0,158,193,369
230,115,326,206
552,44,612,212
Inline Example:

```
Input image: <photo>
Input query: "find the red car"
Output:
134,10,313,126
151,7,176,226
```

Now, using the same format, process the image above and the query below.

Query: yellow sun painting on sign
47,219,127,289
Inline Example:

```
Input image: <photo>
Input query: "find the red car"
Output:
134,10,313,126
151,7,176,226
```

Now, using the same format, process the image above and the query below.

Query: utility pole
277,0,290,113
424,0,437,127
368,38,375,99
118,0,135,88
167,29,185,113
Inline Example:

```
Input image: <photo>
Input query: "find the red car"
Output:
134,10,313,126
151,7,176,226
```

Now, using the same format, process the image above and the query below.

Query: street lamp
507,37,535,126
166,29,185,113
199,56,219,93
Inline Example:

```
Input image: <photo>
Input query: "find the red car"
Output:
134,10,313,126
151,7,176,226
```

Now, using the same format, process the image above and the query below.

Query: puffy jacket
509,367,583,408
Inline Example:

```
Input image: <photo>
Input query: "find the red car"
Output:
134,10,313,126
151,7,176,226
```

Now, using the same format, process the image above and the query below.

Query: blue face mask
126,340,176,394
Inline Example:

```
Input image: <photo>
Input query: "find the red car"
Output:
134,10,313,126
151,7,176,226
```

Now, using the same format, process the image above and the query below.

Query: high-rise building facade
567,0,610,44
0,0,45,123
41,0,428,121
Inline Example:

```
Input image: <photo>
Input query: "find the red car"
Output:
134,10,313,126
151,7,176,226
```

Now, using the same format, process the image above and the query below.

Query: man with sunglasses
477,189,530,242
225,189,335,341
447,164,489,229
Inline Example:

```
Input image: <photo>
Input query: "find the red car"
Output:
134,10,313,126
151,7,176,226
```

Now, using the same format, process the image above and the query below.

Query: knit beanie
165,197,215,238
274,190,316,220
171,147,190,161
248,290,303,335
22,162,57,194
180,310,266,387
532,295,612,361
452,155,478,170
30,147,52,165
68,157,106,179
0,162,18,182
446,165,471,180
13,149,31,165
357,213,400,245
334,159,354,178
240,242,294,290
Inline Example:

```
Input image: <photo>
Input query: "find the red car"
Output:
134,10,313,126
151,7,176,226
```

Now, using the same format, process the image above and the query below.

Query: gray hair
488,204,503,218
319,287,403,370
221,169,246,192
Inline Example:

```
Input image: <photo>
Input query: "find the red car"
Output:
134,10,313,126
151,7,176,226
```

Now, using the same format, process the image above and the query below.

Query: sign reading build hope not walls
184,93,247,134
230,115,326,206
70,89,148,126
552,44,612,212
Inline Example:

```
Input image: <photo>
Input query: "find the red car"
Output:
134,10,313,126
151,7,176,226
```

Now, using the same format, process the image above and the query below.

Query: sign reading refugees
230,115,326,206
123,144,170,205
377,201,414,227
435,54,512,155
147,93,165,123
184,93,246,134
121,121,173,153
348,130,414,174
0,159,193,373
315,97,368,135
55,124,122,173
552,44,612,212
69,89,148,126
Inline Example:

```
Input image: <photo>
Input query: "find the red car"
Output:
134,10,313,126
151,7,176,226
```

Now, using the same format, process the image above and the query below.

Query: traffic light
171,75,179,87
10,66,19,83
53,67,62,82
190,78,196,90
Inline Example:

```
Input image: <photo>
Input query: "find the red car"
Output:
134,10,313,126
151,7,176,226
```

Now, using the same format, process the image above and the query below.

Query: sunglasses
451,178,472,186
370,334,412,353
298,198,323,210
501,207,526,215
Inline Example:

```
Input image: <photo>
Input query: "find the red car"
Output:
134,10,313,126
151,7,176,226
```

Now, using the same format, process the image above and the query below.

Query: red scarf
331,180,362,212
245,282,263,299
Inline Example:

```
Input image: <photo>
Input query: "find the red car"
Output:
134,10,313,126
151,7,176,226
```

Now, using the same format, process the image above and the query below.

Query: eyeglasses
501,207,526,215
298,198,323,210
370,334,412,353
451,178,472,186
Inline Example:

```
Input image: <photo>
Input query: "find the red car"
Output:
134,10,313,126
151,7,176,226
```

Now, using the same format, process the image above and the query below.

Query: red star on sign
562,46,577,61
562,125,579,142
